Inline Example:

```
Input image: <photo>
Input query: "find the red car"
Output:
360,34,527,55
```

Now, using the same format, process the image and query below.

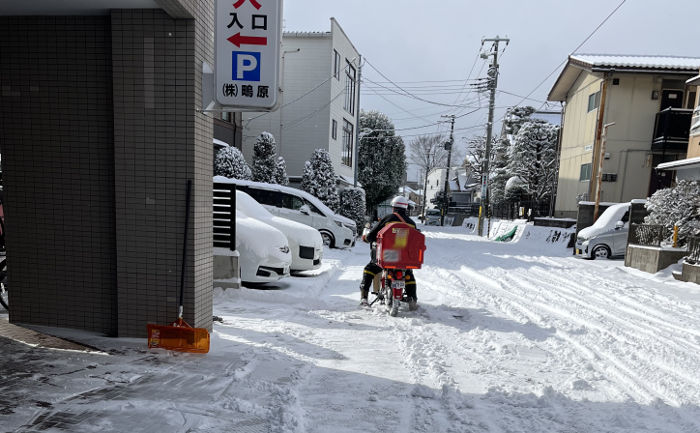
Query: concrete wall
624,245,687,273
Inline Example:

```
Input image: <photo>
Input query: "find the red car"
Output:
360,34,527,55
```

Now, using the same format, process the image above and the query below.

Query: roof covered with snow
549,54,700,101
657,156,700,170
570,54,700,71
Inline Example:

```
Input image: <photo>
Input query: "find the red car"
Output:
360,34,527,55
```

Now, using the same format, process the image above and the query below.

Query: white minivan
214,177,357,248
575,202,635,259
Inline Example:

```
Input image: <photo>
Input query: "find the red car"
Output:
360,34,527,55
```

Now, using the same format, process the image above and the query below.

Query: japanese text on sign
215,0,282,109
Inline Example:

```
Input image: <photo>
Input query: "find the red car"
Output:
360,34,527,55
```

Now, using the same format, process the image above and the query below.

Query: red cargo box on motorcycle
376,223,426,269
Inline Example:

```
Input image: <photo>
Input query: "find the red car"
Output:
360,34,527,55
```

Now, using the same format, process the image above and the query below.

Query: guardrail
628,223,666,247
213,182,236,251
686,236,700,265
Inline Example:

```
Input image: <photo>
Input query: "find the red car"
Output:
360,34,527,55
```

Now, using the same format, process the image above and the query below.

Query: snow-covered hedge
645,179,700,244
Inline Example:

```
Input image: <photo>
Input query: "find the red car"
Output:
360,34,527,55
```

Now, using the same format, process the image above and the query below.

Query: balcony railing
652,107,692,152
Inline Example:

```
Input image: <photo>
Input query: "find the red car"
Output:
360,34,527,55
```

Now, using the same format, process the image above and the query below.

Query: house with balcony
241,18,360,187
657,71,700,180
548,54,700,218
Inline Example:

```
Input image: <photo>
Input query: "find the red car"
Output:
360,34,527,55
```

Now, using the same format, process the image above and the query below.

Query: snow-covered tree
252,132,278,183
491,106,537,207
339,187,366,234
214,146,252,180
645,179,700,244
301,149,340,211
274,156,289,185
358,110,406,212
506,120,559,214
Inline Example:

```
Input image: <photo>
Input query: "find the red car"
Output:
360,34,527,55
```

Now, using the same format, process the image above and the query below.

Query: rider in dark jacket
360,196,418,309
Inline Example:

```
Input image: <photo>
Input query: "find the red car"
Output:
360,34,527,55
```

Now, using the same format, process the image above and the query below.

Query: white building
241,18,360,185
424,166,478,209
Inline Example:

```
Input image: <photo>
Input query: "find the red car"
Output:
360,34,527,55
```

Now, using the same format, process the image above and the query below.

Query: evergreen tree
339,187,365,234
274,156,289,185
358,110,406,213
491,106,537,207
214,146,252,180
301,149,340,211
252,132,278,183
645,179,700,244
506,120,559,214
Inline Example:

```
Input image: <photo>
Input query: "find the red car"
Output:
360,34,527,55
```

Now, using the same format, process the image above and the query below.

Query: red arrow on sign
227,33,267,47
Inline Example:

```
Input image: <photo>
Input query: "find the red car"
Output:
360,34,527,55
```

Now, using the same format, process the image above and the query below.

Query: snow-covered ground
2,224,699,432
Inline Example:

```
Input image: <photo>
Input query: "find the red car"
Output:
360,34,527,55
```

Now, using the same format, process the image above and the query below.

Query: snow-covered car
214,177,356,248
235,190,323,272
235,210,292,284
425,208,441,225
575,201,639,259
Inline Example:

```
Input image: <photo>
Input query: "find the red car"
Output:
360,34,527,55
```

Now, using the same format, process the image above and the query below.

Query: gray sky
283,0,700,180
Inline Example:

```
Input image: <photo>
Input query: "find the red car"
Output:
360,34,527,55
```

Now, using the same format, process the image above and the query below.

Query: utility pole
477,36,509,237
593,122,615,221
440,115,455,226
353,55,362,187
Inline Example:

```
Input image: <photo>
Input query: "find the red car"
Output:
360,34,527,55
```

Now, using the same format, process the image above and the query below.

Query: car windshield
236,191,274,219
590,204,629,229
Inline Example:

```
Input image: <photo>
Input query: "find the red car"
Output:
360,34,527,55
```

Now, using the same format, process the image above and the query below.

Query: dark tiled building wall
112,7,213,337
0,16,118,335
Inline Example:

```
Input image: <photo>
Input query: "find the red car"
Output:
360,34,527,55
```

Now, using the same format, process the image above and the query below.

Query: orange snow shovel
147,180,210,353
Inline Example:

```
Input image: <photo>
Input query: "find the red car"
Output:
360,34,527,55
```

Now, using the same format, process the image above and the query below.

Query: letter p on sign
232,51,261,81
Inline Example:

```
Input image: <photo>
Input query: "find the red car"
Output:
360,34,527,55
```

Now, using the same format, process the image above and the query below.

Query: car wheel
592,245,611,259
320,231,334,248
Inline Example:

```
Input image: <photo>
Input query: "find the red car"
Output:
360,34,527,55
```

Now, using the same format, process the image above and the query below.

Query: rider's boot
406,284,418,311
360,289,369,306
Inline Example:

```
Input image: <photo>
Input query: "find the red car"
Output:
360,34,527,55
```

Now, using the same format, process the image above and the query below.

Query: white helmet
391,195,409,209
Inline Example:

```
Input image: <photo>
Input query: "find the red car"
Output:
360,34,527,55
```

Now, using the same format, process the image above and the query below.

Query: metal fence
628,223,667,247
213,182,236,251
687,236,700,265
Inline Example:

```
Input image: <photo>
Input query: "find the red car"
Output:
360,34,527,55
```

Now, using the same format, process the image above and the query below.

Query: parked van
425,208,441,225
214,177,357,248
575,202,634,259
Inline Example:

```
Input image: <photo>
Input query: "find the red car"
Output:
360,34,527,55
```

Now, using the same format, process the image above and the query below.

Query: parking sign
215,0,282,109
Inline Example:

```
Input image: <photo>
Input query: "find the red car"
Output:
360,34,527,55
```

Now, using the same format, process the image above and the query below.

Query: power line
363,58,478,108
502,0,627,115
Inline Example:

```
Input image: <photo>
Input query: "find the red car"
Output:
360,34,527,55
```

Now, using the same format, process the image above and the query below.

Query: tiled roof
570,54,700,71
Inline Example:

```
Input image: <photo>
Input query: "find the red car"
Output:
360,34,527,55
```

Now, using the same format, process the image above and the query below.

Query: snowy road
2,224,699,432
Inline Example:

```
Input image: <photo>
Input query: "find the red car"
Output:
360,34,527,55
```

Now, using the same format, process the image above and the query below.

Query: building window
331,119,338,140
221,111,231,123
587,91,601,112
333,50,340,79
344,60,356,115
342,119,353,166
580,163,592,181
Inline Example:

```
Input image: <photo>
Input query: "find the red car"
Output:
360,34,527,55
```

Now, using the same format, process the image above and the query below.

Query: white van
575,202,635,259
214,177,357,248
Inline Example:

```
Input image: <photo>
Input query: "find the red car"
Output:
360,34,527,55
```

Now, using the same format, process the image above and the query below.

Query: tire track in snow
516,267,700,397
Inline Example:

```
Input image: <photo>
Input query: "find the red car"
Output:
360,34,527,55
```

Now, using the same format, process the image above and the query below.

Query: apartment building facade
241,18,361,185
548,54,700,218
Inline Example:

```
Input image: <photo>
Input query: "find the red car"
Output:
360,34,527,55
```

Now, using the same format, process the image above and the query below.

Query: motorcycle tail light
395,270,403,279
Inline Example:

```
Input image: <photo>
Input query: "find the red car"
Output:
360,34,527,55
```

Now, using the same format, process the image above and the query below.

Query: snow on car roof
214,176,354,225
